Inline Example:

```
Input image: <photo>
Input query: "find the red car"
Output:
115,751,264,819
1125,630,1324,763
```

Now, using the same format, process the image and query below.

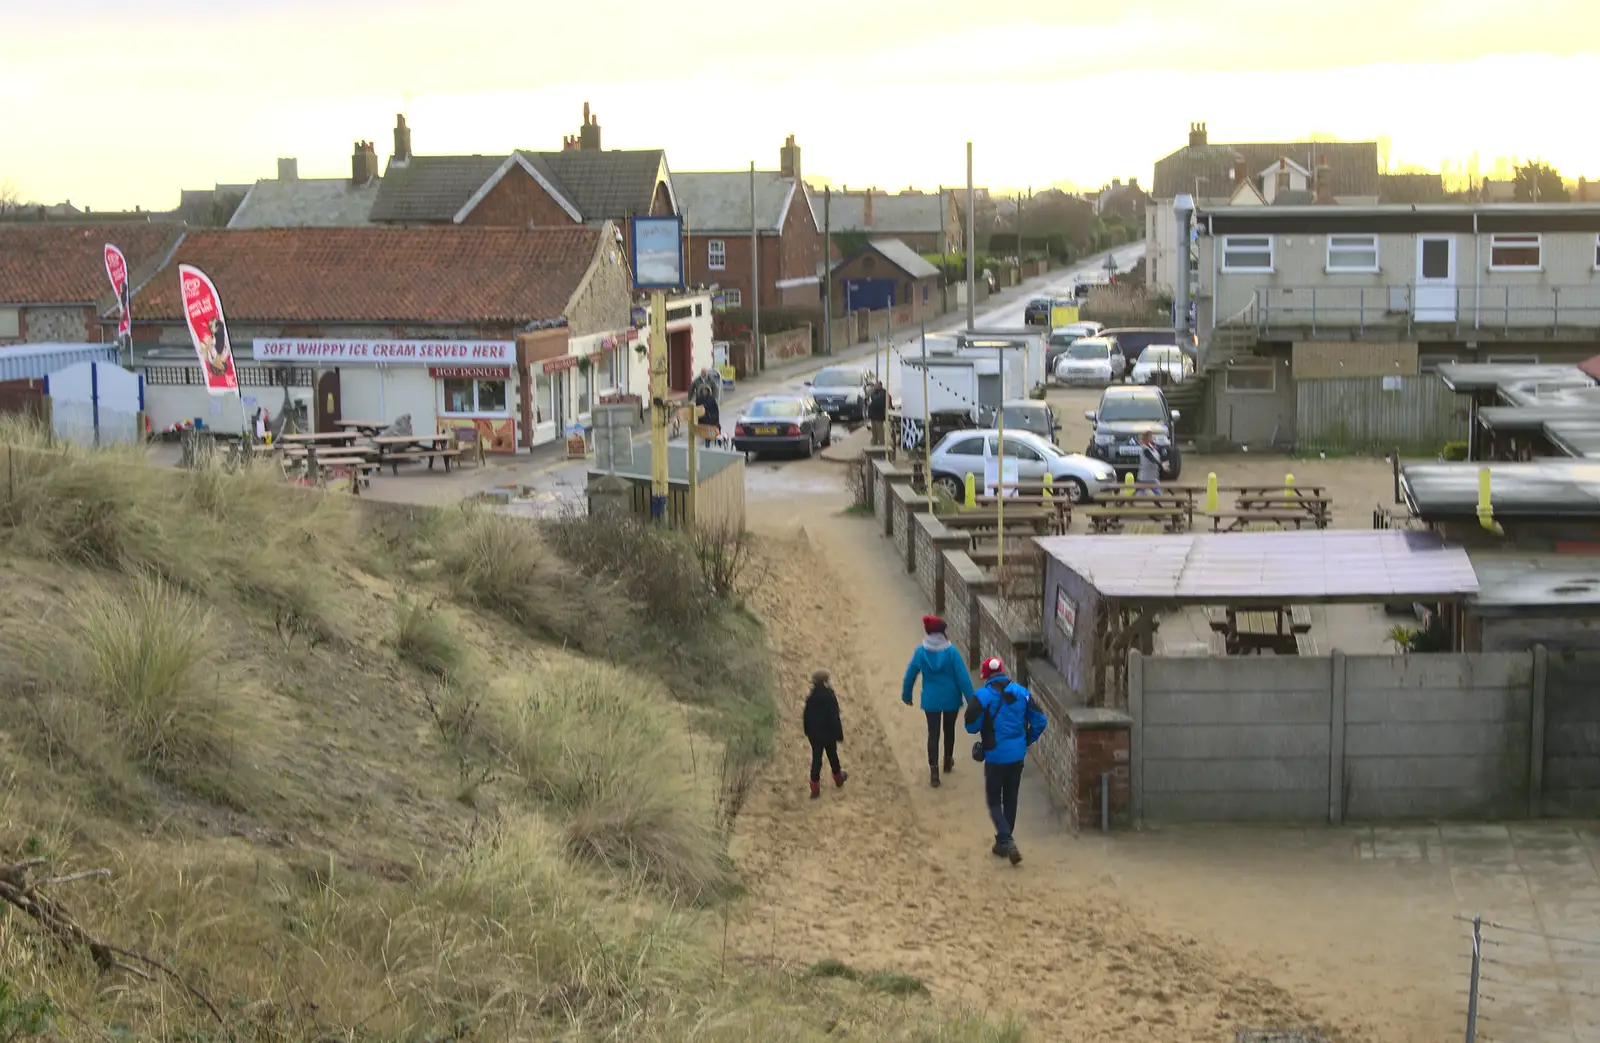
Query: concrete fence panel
1543,650,1600,815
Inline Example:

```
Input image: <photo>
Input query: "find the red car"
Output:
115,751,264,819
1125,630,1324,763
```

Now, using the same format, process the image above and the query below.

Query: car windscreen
1098,392,1167,422
748,400,802,418
1112,330,1181,354
1001,406,1052,429
1138,347,1180,364
1068,341,1110,359
1048,333,1079,348
811,368,859,388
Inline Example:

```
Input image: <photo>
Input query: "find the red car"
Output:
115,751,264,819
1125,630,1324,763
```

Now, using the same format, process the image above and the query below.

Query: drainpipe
1208,214,1218,335
1477,466,1503,536
1473,212,1481,330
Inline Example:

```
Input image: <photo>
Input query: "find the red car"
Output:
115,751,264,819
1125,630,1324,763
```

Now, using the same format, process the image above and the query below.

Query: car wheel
1061,477,1089,503
803,434,815,459
934,474,962,500
1166,445,1183,481
822,423,832,448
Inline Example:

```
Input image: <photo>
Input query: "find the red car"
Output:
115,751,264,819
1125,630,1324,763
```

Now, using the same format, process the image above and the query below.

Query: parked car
1023,297,1053,326
977,400,1060,444
805,365,872,422
928,428,1118,504
1101,326,1199,360
1130,345,1195,386
1045,321,1107,374
733,395,832,458
1053,336,1127,386
1084,386,1182,479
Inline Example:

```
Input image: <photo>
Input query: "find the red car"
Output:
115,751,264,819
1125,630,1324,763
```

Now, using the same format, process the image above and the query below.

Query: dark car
805,365,872,422
1084,385,1182,479
1100,326,1199,360
978,400,1060,445
1023,297,1053,326
733,395,832,458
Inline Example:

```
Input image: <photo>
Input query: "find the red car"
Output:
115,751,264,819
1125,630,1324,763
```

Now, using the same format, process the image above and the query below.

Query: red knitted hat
922,615,946,634
980,657,1005,680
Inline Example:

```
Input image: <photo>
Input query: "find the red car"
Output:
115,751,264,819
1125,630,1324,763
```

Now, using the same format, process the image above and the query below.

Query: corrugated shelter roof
867,238,939,279
1467,553,1600,616
370,155,508,222
228,177,381,228
674,170,794,233
0,342,120,382
1402,461,1600,519
1477,405,1600,432
1036,529,1477,603
0,222,184,305
1152,140,1380,199
128,226,602,325
1498,383,1600,408
594,441,740,482
1435,362,1593,394
1544,420,1600,459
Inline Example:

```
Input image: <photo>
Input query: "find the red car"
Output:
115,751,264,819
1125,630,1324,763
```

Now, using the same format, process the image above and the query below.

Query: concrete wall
1132,650,1541,825
1544,650,1600,816
1208,353,1296,446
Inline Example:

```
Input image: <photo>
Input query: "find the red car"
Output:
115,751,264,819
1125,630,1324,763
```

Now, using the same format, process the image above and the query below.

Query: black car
1084,386,1182,479
1100,326,1199,360
733,395,832,458
1023,298,1052,326
805,365,872,422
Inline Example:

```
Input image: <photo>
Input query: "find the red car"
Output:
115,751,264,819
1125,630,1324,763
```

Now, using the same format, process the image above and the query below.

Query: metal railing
1461,913,1600,1042
1219,285,1600,337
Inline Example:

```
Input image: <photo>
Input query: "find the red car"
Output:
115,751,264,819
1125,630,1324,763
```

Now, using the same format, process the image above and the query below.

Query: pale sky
5,0,1599,209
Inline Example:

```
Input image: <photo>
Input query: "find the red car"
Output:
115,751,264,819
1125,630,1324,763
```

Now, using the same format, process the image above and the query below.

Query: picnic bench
1206,509,1321,532
942,506,1063,537
1080,502,1190,533
335,420,389,437
280,431,363,446
970,494,1073,529
1206,605,1313,655
369,434,462,474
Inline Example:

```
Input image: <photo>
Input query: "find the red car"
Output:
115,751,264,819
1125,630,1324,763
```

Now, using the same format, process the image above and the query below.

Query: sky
4,0,1600,209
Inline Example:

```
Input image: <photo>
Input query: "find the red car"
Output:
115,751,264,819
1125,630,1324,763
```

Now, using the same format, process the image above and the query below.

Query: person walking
693,381,720,448
1136,429,1165,494
902,614,974,788
964,657,1047,865
866,380,889,447
802,669,849,799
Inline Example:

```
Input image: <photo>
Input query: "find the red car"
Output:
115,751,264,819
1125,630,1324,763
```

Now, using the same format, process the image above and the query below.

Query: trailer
954,327,1047,392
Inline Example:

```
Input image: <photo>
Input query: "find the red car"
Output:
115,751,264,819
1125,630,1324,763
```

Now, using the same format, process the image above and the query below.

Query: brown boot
929,765,941,788
943,757,955,774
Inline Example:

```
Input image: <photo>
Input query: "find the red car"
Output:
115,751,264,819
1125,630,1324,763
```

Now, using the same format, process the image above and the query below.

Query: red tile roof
0,223,183,305
1580,355,1600,382
131,226,604,324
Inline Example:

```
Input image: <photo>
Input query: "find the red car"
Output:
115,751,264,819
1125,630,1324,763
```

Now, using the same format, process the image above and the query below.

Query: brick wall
879,462,914,538
462,166,580,228
889,481,926,570
977,595,1042,681
867,309,891,339
764,324,812,363
1026,661,1079,831
566,238,632,337
872,458,894,532
912,515,969,614
944,552,993,666
1071,713,1131,829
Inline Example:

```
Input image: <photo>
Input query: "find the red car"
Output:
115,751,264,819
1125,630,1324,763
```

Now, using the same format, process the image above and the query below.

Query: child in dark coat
802,670,849,799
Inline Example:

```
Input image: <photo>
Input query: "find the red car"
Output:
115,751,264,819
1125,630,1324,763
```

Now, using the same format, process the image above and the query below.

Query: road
516,241,1145,504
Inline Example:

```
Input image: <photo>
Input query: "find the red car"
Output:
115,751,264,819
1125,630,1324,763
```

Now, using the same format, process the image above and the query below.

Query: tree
0,178,20,218
1514,161,1569,202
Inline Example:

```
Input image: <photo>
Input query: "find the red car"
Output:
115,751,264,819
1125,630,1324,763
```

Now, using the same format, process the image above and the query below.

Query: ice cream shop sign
253,339,515,365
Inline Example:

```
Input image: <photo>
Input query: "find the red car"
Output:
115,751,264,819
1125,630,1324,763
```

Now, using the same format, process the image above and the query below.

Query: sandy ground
730,464,1447,1041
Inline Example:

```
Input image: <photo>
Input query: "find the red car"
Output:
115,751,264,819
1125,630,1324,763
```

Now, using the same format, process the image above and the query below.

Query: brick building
828,238,941,317
674,136,822,309
0,222,184,346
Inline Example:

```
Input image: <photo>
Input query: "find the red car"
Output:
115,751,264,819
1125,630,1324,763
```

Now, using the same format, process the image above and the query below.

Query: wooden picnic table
367,435,463,475
943,506,1063,536
1207,605,1312,655
335,420,389,436
1079,503,1190,533
280,431,362,445
1206,510,1323,533
971,495,1074,527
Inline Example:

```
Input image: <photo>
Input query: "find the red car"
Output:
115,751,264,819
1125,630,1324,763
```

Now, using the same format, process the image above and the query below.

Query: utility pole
966,142,975,331
996,341,1006,573
649,290,668,521
750,162,762,371
938,183,947,303
921,324,932,514
823,186,832,356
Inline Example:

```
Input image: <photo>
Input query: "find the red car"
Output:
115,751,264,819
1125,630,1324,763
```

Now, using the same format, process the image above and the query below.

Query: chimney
1315,154,1334,204
1232,157,1250,189
579,102,601,151
863,189,874,228
392,114,412,165
277,157,298,181
351,141,378,186
1129,177,1138,189
779,134,801,182
1188,122,1208,148
1111,178,1122,189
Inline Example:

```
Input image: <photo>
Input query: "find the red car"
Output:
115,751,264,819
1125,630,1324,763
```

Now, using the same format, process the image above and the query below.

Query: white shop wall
144,385,254,432
338,366,437,430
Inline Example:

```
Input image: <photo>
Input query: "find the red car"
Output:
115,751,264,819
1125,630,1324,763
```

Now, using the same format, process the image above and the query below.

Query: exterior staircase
1171,327,1261,440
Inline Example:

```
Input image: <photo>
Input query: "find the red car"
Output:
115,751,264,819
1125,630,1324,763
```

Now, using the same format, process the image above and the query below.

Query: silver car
927,428,1118,503
1053,336,1127,385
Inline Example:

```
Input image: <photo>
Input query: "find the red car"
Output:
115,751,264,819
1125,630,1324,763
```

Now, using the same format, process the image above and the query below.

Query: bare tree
0,178,21,218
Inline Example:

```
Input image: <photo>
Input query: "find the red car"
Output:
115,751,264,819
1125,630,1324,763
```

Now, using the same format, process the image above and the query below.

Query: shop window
725,288,742,307
443,378,508,414
535,372,551,423
1224,364,1276,393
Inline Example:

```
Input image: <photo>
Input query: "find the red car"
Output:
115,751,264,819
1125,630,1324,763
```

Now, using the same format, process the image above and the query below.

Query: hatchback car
805,365,872,422
1045,321,1106,372
1130,345,1195,386
1023,298,1053,326
928,428,1117,503
1084,386,1182,479
1053,336,1126,386
733,395,832,458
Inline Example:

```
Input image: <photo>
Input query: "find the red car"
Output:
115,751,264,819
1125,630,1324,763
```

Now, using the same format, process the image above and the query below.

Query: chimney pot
392,113,412,164
277,157,298,181
578,104,601,151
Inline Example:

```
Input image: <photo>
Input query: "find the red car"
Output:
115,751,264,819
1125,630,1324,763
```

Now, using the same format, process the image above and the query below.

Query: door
1415,236,1457,324
991,436,1048,480
315,369,341,432
668,330,691,392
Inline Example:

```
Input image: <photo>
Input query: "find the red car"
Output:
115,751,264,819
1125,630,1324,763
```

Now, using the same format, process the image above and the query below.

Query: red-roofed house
0,223,184,346
125,224,633,450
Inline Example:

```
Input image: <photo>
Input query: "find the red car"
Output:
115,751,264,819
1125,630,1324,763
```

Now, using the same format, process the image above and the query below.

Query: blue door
842,278,896,312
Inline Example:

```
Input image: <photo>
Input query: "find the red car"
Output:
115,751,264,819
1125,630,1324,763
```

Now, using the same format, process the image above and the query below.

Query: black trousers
984,760,1025,845
809,740,841,782
925,710,958,767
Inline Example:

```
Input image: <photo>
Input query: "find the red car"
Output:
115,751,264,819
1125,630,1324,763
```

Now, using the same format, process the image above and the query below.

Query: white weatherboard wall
1131,651,1538,825
338,367,438,430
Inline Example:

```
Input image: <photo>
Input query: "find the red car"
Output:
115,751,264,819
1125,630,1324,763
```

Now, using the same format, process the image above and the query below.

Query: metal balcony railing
1219,284,1600,337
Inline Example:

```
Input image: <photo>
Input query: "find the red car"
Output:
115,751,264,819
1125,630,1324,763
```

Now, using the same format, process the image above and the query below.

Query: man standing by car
964,657,1047,866
866,379,889,447
1136,430,1165,492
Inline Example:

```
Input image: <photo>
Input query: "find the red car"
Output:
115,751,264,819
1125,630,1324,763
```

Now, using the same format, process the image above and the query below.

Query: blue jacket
902,636,974,713
964,675,1047,765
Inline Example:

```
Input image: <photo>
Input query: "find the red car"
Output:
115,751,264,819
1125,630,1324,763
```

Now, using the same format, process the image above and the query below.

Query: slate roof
228,177,382,228
0,222,184,305
1153,140,1380,200
674,171,795,233
128,226,602,325
810,192,950,234
370,155,508,222
867,238,939,279
522,150,669,222
1379,172,1447,204
1271,190,1315,206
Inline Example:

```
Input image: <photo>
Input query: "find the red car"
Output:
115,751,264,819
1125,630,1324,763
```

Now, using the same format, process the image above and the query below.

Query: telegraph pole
966,142,976,331
649,290,668,521
823,187,832,356
750,161,762,371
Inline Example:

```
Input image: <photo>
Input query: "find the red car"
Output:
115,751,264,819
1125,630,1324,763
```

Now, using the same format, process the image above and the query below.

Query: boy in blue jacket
903,615,975,788
965,657,1047,866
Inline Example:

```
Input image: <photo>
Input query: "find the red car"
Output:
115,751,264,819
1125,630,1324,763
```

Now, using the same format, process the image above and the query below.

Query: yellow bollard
1042,472,1054,498
1285,473,1295,497
964,472,976,508
1123,471,1136,498
1205,472,1219,513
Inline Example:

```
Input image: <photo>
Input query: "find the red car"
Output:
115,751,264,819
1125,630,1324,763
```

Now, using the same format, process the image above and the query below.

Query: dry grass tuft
392,597,463,680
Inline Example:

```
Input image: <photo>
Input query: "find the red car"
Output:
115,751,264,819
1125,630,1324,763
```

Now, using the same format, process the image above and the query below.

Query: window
1487,354,1537,364
945,436,984,457
993,437,1042,462
1327,234,1379,272
1223,364,1276,393
1594,234,1600,270
1221,235,1273,273
1489,234,1541,270
748,399,803,418
725,288,741,307
443,378,509,415
1420,238,1452,279
0,308,18,339
1098,391,1167,422
707,239,726,270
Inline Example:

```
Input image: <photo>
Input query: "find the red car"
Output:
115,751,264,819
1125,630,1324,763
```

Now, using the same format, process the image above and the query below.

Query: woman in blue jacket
965,657,1048,866
903,615,975,788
